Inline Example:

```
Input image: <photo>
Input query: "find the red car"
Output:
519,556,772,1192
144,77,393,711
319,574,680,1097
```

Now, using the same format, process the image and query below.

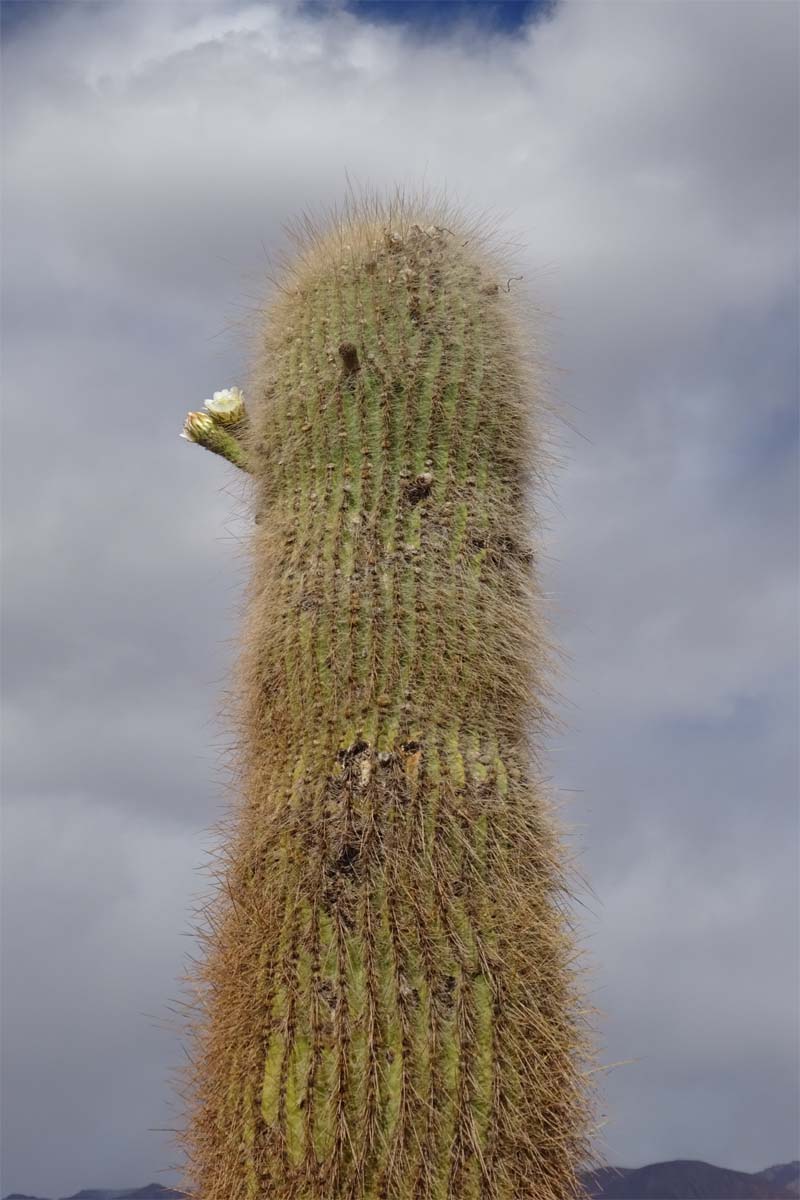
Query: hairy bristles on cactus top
177,190,599,1199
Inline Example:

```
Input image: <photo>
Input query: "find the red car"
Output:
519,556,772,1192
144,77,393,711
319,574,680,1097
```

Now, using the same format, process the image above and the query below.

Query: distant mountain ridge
4,1161,798,1200
760,1164,800,1197
582,1159,800,1198
63,1188,188,1200
2,1187,186,1200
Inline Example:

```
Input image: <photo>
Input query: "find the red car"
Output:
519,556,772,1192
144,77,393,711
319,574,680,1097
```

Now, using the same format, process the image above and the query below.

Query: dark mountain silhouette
2,1187,188,1200
581,1158,799,1198
4,1161,797,1200
755,1164,800,1197
62,1189,186,1200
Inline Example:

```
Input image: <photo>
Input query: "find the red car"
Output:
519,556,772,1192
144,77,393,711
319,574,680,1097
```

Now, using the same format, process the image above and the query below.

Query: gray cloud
1,1,797,1195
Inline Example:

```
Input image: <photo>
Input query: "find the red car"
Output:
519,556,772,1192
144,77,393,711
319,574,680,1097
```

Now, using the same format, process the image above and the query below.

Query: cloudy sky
1,0,798,1196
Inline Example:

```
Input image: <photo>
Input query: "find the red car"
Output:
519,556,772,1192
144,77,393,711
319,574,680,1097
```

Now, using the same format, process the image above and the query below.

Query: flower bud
181,411,215,442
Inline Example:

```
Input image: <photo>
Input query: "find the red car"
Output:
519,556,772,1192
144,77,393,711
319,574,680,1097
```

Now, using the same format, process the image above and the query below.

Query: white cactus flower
204,386,245,426
181,411,216,442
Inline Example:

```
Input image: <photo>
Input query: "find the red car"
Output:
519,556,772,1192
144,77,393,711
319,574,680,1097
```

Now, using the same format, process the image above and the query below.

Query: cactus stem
179,194,599,1200
180,410,250,472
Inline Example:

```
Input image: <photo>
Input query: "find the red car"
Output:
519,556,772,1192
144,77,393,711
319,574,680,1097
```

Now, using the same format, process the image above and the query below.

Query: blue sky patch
331,0,555,36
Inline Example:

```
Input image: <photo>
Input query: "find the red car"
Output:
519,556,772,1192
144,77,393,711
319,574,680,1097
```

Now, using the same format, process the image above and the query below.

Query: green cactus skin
180,196,597,1199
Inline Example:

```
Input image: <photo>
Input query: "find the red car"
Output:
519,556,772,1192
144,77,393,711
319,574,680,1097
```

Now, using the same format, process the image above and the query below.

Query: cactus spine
180,195,595,1199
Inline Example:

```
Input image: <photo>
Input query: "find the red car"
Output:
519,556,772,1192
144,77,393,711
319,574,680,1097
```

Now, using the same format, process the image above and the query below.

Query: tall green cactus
179,194,596,1199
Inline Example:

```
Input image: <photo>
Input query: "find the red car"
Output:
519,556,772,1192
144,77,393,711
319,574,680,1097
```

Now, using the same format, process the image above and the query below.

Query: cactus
178,193,596,1199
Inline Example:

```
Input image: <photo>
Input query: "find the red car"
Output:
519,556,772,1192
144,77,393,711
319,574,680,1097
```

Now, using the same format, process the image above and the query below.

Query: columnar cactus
179,195,596,1199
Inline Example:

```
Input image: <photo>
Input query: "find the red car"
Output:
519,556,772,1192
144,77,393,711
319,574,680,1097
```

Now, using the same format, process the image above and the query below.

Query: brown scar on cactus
405,471,434,504
338,340,361,375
